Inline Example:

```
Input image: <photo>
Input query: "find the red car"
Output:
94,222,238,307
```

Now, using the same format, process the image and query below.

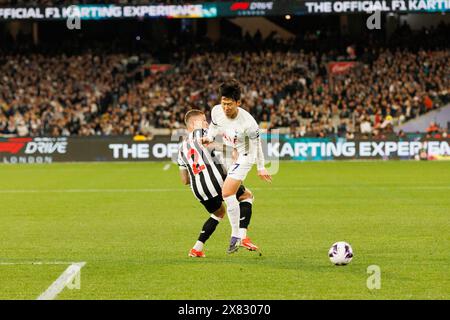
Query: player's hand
257,168,272,183
200,137,212,145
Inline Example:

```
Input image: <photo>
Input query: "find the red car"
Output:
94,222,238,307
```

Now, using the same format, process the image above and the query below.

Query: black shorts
200,185,246,214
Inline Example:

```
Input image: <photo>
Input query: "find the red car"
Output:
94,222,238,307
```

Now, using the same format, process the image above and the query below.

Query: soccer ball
328,241,353,266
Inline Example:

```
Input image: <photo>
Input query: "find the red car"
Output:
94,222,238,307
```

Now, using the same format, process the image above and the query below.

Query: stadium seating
0,21,448,138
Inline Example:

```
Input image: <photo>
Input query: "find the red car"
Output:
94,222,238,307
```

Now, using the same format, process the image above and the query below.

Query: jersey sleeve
177,146,187,170
247,122,260,140
247,119,265,171
206,106,220,142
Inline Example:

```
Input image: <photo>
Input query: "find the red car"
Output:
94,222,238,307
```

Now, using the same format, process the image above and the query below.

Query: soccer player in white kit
203,80,272,253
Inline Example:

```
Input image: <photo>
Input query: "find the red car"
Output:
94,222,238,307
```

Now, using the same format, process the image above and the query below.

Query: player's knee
215,211,225,219
222,190,235,199
239,189,253,202
214,205,226,219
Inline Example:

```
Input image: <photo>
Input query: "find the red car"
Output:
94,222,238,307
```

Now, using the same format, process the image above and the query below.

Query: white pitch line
36,262,86,300
0,186,449,193
0,188,186,193
0,261,81,266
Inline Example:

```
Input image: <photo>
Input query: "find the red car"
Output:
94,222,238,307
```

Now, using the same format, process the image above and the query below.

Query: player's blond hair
184,109,205,126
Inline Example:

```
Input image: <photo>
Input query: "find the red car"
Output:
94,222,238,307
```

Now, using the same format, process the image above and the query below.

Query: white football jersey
207,104,265,170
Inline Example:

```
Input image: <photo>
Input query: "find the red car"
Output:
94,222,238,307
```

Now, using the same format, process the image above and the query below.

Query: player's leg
222,176,241,233
222,161,253,254
189,197,224,258
237,187,253,239
237,187,259,251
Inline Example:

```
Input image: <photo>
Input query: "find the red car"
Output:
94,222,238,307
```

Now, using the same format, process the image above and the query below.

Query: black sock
239,202,252,229
198,217,219,243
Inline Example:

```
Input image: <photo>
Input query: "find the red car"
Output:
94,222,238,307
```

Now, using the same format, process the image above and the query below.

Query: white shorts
227,160,253,181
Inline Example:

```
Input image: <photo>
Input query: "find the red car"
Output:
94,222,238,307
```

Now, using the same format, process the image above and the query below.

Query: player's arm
204,122,218,144
177,148,190,185
248,124,272,182
180,169,190,185
206,141,236,172
202,109,219,144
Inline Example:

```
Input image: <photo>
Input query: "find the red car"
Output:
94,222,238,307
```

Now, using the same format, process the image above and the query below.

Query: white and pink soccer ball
328,241,353,266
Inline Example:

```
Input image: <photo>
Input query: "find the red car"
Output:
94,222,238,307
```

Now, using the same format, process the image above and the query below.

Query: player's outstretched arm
257,140,271,182
250,125,272,183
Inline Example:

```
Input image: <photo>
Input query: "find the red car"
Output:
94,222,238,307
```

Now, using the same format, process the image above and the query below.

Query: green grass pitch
0,161,449,300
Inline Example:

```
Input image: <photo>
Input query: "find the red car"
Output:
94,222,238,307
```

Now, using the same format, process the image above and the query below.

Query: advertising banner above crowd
0,1,449,20
0,135,449,164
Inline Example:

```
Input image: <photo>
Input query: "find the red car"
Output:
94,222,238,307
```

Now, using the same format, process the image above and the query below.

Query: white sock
223,195,241,238
239,228,247,240
193,241,204,252
210,214,222,222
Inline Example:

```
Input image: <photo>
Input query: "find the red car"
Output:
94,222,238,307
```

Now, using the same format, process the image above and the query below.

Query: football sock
239,198,253,239
196,215,221,248
224,195,241,238
193,241,204,252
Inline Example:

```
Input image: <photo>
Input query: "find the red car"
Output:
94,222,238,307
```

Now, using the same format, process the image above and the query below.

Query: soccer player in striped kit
178,109,258,257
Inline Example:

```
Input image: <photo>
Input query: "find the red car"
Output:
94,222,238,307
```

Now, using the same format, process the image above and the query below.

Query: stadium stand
0,17,448,138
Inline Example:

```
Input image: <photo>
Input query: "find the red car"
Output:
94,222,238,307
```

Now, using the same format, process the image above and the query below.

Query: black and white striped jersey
178,132,228,202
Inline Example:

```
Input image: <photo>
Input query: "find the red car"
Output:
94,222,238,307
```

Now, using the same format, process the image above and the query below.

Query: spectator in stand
360,116,372,136
426,122,440,135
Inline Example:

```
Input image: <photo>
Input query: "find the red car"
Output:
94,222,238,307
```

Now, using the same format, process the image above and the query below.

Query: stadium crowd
0,50,150,136
0,23,449,138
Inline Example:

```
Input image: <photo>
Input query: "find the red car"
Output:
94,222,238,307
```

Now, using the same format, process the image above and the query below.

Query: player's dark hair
184,109,205,126
219,79,241,102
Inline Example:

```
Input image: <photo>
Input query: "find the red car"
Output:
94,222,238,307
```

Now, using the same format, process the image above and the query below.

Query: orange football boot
188,248,206,258
241,237,259,251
